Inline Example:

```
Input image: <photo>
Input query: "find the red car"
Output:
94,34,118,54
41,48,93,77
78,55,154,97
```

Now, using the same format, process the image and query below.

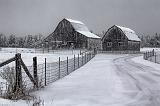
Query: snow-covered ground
0,48,82,66
132,55,160,74
1,48,160,105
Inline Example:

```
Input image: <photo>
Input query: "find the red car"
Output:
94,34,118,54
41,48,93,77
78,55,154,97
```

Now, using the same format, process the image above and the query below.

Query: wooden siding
41,18,101,50
102,26,140,51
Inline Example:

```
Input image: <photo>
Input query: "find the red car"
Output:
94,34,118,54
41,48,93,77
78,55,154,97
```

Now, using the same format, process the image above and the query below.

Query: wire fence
0,50,96,98
34,51,95,87
143,49,160,64
98,50,141,54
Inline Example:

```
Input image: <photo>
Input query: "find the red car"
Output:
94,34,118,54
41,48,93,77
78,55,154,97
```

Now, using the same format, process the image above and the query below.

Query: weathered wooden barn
102,25,141,51
41,18,101,50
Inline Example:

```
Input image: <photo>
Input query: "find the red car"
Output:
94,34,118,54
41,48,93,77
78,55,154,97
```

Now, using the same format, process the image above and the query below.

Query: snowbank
132,56,160,71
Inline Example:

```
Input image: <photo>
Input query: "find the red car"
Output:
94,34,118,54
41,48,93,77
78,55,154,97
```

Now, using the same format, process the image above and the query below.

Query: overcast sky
0,0,160,36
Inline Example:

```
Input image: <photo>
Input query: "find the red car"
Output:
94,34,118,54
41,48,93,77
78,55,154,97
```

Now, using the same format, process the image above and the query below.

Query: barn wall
43,19,88,49
87,38,101,50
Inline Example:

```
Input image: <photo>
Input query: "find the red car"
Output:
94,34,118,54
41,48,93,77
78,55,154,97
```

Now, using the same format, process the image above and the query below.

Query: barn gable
65,18,100,39
102,25,141,42
102,25,141,51
38,18,101,49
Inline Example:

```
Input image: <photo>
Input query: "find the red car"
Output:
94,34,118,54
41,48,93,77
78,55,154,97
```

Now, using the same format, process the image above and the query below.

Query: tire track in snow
113,54,160,106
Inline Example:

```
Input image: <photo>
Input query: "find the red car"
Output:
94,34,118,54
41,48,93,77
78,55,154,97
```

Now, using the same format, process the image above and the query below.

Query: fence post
45,58,47,86
74,55,75,70
155,52,157,63
85,53,86,63
33,57,38,88
78,54,79,68
82,53,83,65
144,53,145,59
67,57,69,75
58,57,60,79
14,53,23,94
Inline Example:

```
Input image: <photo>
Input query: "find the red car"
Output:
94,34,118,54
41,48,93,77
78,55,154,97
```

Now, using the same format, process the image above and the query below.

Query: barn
102,25,141,51
41,18,101,50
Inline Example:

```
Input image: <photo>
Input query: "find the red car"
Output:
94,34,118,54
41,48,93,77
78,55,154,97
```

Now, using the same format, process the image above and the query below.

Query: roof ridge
65,18,84,25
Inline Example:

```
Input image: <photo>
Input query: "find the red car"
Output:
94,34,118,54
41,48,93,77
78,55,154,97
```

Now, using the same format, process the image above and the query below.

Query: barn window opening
118,42,124,46
107,42,112,47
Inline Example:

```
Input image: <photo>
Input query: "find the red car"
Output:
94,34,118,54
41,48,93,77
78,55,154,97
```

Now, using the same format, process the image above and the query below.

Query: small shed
102,25,141,51
42,18,101,50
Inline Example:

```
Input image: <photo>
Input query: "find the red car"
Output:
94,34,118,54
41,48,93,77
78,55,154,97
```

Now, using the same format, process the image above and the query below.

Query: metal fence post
59,57,60,79
33,57,38,88
45,58,47,86
67,57,69,75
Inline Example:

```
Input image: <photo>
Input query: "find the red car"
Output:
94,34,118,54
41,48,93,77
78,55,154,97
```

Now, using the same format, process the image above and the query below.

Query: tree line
0,33,160,48
140,33,160,47
0,33,43,48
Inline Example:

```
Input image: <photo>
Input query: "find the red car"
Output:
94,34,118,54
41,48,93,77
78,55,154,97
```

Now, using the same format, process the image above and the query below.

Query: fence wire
0,51,95,97
144,50,160,64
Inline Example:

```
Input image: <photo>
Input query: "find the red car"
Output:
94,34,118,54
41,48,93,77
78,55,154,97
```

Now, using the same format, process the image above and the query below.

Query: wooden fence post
85,53,86,63
14,53,23,93
45,58,47,86
78,54,79,68
58,57,60,79
74,55,75,70
155,52,157,63
67,57,69,75
82,53,83,65
33,57,38,88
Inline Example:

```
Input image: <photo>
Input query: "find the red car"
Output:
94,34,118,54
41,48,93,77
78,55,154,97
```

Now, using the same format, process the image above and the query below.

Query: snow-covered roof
116,25,141,41
65,18,84,25
65,18,100,39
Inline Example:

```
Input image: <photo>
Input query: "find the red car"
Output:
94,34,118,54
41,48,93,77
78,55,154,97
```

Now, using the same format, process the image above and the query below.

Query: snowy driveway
34,54,131,106
113,54,160,106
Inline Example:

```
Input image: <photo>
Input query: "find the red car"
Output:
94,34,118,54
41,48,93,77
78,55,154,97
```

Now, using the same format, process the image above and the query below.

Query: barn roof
116,25,141,41
65,18,100,39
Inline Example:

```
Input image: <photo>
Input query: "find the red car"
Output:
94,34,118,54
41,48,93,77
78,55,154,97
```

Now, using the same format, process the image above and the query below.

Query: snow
0,48,82,66
77,31,100,39
116,25,141,41
0,54,132,106
116,25,135,34
65,18,85,25
1,52,160,105
65,18,100,39
32,54,131,106
0,48,83,96
132,55,160,72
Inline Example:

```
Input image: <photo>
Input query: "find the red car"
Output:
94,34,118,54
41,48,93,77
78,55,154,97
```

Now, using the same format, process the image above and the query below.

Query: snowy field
0,48,83,66
0,48,160,105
